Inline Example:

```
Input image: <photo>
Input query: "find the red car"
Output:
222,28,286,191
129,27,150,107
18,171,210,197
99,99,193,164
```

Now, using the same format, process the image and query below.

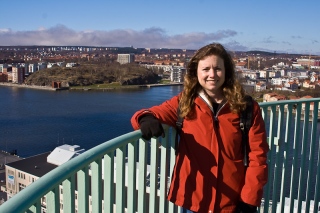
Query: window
18,183,26,191
18,173,25,180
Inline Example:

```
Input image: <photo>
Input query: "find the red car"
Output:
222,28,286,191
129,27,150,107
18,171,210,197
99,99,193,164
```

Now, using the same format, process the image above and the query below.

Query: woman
131,43,269,213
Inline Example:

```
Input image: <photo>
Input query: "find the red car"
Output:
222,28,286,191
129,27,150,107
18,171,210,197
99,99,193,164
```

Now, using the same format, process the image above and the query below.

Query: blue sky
1,0,319,55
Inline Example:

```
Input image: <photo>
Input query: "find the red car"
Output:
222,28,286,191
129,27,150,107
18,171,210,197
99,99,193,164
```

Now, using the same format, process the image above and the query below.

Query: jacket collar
198,89,213,109
197,89,228,115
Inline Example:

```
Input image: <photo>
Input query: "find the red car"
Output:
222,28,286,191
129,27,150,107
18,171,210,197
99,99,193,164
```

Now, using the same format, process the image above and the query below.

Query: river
0,85,183,158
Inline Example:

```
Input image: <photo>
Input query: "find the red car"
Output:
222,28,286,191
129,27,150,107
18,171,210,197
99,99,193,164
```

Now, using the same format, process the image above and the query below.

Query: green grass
159,79,172,84
70,82,141,90
69,79,180,90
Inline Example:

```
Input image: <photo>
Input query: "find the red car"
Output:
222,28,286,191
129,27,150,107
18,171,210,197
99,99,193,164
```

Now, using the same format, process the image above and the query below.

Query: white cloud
2,25,316,54
0,24,238,49
0,28,11,33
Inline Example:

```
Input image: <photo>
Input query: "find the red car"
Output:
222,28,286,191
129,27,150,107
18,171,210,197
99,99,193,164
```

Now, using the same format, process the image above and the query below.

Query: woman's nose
208,68,215,77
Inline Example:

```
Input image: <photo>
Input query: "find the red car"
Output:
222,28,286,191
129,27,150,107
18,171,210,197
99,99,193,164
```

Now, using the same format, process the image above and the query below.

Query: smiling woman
131,43,269,212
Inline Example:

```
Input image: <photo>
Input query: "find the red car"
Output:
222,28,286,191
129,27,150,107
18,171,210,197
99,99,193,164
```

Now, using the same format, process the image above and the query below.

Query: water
0,85,183,158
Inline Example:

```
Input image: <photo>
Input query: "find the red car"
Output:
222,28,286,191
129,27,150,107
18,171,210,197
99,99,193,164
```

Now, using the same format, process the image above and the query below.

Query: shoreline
0,82,183,91
0,83,60,91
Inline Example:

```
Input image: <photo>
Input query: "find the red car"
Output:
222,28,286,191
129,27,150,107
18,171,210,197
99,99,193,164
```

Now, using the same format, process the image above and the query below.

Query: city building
117,53,135,64
170,66,186,82
5,144,85,211
11,67,24,84
28,63,38,73
0,73,8,82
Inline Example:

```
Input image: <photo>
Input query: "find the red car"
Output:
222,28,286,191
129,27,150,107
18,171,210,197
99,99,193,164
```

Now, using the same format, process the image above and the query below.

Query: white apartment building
270,77,289,86
117,54,135,64
37,63,48,71
259,70,267,78
11,67,24,84
255,82,266,92
28,63,38,73
141,64,173,72
241,71,260,80
5,145,85,212
267,70,281,78
171,66,186,82
284,69,308,77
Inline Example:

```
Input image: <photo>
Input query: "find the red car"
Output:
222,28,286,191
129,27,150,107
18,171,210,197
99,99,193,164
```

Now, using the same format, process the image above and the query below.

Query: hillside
24,63,161,87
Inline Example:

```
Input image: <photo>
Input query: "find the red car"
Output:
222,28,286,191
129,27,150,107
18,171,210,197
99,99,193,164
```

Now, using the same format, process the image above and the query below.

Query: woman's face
197,55,225,97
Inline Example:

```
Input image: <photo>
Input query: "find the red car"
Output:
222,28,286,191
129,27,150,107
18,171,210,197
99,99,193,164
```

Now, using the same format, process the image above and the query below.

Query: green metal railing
0,98,320,213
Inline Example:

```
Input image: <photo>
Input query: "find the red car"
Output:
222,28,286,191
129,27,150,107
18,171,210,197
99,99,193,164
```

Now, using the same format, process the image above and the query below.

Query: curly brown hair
179,43,246,118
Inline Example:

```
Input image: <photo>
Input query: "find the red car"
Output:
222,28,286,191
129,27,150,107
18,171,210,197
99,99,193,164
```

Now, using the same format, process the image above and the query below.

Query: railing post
127,140,137,213
149,137,160,212
279,103,293,213
116,145,126,213
288,102,302,212
77,166,89,213
159,128,170,213
137,138,147,213
28,200,41,213
104,151,115,213
46,186,60,213
305,101,319,213
62,175,76,213
91,158,102,213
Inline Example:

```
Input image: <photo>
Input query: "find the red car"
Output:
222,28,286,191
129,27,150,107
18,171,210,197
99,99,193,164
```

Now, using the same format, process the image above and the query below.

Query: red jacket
131,92,269,213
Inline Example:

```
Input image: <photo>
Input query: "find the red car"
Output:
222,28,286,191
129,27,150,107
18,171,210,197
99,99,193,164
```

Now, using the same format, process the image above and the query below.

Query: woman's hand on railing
138,114,165,140
235,201,257,213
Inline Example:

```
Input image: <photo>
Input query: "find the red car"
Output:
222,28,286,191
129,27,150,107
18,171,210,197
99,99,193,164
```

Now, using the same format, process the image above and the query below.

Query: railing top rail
259,97,320,107
0,129,142,213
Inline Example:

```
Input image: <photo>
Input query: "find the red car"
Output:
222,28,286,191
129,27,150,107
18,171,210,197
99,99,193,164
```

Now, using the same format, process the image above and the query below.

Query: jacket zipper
198,96,228,149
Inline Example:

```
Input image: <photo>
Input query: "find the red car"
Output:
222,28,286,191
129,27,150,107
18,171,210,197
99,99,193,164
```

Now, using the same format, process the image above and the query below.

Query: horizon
1,0,319,55
1,45,315,57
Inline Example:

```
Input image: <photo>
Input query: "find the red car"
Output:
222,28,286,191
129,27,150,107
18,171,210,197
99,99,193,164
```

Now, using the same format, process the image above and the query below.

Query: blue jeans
180,207,195,213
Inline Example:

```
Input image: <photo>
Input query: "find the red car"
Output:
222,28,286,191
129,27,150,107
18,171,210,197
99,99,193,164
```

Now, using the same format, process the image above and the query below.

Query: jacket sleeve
131,95,180,130
240,100,269,206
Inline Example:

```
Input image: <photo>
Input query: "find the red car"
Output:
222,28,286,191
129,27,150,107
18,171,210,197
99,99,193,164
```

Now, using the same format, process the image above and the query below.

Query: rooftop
6,152,56,177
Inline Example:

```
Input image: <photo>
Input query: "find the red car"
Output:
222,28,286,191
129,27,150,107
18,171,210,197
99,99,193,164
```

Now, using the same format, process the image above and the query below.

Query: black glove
235,201,257,213
138,114,165,140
